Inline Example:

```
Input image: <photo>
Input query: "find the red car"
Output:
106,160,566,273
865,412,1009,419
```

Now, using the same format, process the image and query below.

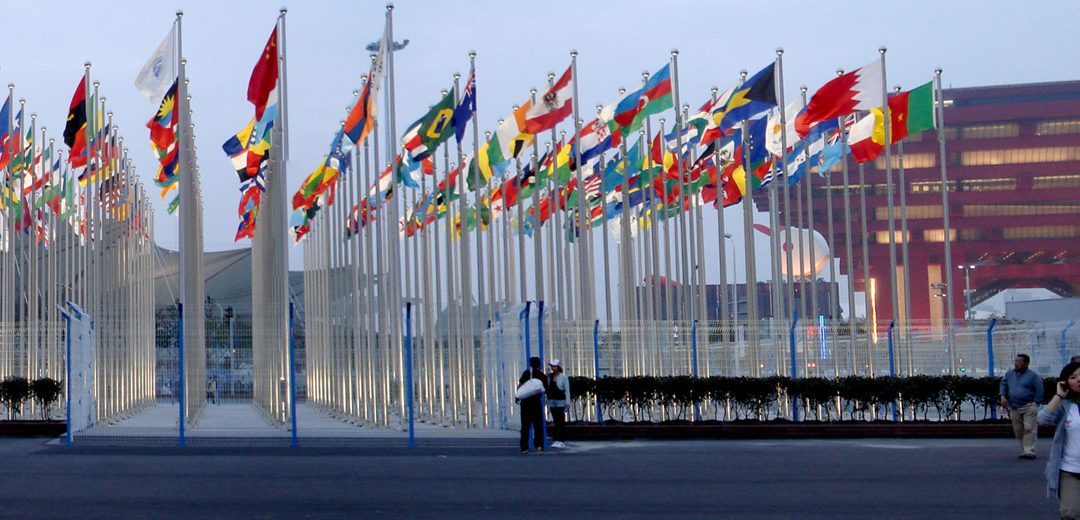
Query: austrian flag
523,65,573,134
795,59,883,138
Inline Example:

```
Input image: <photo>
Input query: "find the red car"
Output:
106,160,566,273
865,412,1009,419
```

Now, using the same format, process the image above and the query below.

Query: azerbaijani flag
608,64,673,136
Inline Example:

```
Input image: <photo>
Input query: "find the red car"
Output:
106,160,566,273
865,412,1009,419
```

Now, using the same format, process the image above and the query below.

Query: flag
606,64,673,135
796,59,884,138
248,27,279,119
0,96,10,170
63,77,88,166
888,82,934,143
148,80,180,201
344,30,387,147
848,109,886,164
522,65,573,133
134,25,178,101
765,100,802,157
718,63,777,133
401,88,456,161
453,71,476,143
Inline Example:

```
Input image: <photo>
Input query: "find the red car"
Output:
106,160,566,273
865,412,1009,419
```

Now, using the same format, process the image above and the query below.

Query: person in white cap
547,359,570,448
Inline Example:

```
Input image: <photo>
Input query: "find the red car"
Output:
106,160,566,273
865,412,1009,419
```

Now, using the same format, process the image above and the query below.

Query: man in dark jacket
518,356,548,453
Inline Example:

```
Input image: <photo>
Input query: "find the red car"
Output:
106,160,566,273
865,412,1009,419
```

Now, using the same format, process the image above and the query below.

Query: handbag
515,376,545,400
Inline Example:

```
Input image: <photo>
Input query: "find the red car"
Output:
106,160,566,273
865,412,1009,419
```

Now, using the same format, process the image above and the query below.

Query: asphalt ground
0,437,1060,519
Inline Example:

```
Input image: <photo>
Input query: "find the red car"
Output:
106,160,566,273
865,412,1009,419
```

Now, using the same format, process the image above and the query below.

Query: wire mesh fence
3,308,1078,446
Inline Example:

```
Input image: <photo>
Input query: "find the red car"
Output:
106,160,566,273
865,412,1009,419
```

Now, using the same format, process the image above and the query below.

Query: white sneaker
552,441,565,448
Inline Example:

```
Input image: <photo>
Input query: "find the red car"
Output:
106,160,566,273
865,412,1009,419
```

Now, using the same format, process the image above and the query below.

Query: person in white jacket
547,359,571,448
1039,361,1080,519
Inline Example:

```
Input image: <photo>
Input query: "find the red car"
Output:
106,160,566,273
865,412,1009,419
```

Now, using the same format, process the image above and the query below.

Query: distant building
636,281,841,322
758,80,1080,326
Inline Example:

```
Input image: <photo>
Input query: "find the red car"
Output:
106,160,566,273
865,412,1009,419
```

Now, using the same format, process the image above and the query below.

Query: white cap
549,359,561,367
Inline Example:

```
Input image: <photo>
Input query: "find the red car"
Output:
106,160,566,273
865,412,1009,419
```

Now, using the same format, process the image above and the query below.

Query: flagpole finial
386,3,393,11
547,72,555,82
671,49,679,57
353,89,360,97
618,87,626,95
485,131,491,139
280,7,287,15
800,85,807,94
84,61,91,69
659,118,665,125
879,46,887,54
935,67,943,76
94,82,101,89
711,86,718,95
739,70,747,79
570,50,578,58
894,85,901,93
19,98,24,105
775,47,784,56
176,10,183,17
30,113,35,121
453,72,461,80
469,50,476,59
836,69,844,76
6,83,12,89
530,88,537,96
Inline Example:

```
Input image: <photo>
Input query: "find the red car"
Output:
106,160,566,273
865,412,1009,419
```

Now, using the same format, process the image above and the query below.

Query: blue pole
1061,321,1076,366
987,318,997,420
63,308,72,447
691,320,700,422
537,301,545,366
523,302,532,361
789,311,799,422
593,319,601,424
404,302,415,449
288,303,298,448
177,303,185,447
888,321,898,422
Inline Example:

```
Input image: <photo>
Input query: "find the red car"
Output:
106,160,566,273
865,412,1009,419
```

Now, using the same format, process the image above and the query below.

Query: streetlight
958,264,977,320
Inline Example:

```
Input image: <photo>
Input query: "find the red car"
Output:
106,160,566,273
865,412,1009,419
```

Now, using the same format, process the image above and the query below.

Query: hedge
567,375,1043,423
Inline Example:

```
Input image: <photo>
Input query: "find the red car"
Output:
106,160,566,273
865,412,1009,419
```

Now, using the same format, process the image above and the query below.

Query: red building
761,80,1080,325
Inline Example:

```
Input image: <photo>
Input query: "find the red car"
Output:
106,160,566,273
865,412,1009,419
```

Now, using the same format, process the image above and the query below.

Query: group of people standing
517,356,570,453
1000,353,1080,519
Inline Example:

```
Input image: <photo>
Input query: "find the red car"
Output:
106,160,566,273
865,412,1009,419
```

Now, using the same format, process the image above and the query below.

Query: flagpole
934,68,956,375
799,86,823,375
879,47,901,337
857,150,874,376
776,50,796,335
894,85,914,374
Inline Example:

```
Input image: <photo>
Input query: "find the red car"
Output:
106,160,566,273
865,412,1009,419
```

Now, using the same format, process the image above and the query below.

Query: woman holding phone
1038,361,1080,519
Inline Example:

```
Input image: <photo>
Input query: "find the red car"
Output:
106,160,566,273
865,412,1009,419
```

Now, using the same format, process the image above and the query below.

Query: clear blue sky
2,0,1077,283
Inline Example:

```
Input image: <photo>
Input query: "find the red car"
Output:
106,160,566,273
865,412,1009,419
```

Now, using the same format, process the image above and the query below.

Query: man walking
999,354,1043,459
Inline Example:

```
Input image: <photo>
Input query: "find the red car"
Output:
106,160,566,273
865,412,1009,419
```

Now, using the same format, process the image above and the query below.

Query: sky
2,0,1078,316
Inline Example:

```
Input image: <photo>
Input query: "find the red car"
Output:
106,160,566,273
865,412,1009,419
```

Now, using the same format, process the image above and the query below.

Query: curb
565,423,1056,440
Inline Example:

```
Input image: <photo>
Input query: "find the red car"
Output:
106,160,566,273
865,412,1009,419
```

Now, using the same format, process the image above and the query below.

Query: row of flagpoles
286,6,959,427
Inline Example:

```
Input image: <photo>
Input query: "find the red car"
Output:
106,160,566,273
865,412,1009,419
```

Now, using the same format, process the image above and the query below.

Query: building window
910,180,956,193
873,153,936,170
1032,175,1080,189
876,205,943,220
960,123,1020,139
958,228,986,241
943,126,959,140
874,231,908,244
1002,225,1080,239
960,147,1080,166
957,177,1016,192
964,203,1080,217
923,229,957,242
1036,119,1080,136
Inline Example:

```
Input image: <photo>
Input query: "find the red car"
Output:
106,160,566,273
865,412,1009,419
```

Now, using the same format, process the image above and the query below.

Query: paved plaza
0,437,1059,519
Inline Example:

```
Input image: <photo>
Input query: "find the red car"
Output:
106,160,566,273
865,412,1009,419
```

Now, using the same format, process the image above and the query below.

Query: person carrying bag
516,357,547,453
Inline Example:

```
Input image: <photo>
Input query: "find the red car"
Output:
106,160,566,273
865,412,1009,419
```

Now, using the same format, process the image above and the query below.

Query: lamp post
958,264,976,320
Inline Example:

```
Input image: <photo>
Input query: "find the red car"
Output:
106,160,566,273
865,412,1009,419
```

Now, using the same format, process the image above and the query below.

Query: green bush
30,378,63,420
565,374,1009,423
0,377,31,420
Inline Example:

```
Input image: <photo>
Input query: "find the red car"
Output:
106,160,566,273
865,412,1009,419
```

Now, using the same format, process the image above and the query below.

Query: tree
0,377,31,420
30,378,63,420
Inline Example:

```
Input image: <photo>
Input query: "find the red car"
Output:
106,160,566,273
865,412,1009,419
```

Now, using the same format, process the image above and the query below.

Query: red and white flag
795,59,883,138
522,65,573,134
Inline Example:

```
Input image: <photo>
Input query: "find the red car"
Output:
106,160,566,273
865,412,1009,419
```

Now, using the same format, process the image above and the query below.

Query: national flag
134,25,178,101
718,62,777,133
848,109,886,164
795,59,884,138
700,85,735,143
401,88,456,161
344,30,388,148
248,27,279,120
453,71,476,143
148,80,180,201
606,64,673,135
765,100,802,157
888,82,934,143
576,116,620,166
63,77,88,166
0,96,11,170
522,65,573,134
